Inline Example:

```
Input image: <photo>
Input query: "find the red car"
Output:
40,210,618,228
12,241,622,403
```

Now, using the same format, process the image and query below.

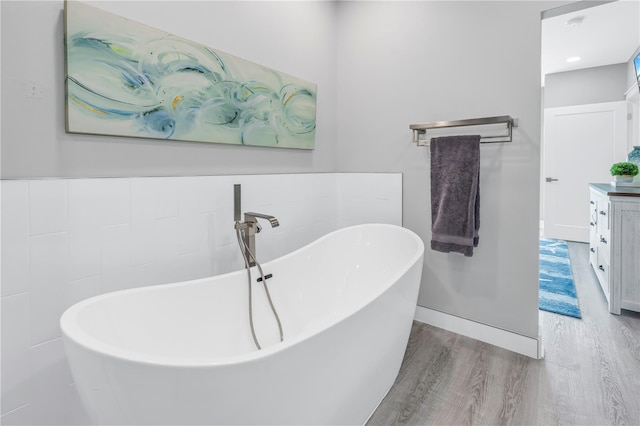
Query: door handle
545,177,559,182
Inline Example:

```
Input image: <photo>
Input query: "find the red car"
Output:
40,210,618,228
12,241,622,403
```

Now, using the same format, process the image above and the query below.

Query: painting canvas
64,1,317,149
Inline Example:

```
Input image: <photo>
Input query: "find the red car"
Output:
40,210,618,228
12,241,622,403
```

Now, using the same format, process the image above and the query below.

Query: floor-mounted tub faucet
233,184,280,267
239,212,279,267
233,184,284,348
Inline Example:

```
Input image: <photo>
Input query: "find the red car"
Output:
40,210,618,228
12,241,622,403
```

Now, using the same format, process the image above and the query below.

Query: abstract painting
64,1,317,149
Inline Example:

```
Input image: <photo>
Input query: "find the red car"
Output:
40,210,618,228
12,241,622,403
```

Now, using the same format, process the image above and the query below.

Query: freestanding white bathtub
60,224,424,425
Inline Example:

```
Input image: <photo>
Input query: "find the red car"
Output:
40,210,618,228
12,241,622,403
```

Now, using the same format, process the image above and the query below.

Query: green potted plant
610,161,639,183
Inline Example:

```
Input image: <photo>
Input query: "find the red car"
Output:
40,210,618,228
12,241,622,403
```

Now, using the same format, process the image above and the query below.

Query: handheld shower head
234,184,242,222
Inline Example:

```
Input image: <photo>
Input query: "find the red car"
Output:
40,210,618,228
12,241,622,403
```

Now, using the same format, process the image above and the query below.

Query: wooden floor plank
368,242,640,425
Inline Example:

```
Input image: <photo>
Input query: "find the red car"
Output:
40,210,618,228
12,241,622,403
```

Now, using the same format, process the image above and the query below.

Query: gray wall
336,1,565,339
1,0,568,342
544,63,628,108
0,1,338,178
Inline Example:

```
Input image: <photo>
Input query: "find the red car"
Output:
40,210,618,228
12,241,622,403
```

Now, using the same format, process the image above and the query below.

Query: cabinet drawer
597,202,610,239
595,250,610,301
589,243,597,268
589,198,598,234
588,194,599,268
597,234,610,262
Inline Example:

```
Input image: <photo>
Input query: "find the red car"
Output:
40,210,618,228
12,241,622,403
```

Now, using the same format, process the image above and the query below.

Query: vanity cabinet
589,184,640,314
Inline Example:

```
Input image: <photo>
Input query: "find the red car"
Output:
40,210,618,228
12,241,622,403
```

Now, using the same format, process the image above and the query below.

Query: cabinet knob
599,210,607,216
590,248,595,253
598,265,605,272
590,222,595,227
600,236,607,244
590,201,595,205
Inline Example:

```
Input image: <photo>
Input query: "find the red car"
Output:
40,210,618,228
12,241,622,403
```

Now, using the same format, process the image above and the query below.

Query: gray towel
430,135,480,257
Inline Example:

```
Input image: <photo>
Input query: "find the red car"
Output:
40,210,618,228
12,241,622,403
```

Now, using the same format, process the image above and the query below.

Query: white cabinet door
543,102,627,242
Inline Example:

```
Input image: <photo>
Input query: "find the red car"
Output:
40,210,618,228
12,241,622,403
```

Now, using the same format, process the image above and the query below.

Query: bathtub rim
60,223,425,368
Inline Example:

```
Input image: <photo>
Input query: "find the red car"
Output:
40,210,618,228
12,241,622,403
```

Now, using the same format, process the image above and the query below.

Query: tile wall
0,172,401,425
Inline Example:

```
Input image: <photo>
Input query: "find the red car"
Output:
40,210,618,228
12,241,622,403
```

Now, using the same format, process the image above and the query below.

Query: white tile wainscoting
0,173,402,425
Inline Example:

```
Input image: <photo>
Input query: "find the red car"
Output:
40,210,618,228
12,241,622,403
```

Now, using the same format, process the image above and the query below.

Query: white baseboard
621,300,640,312
414,305,541,359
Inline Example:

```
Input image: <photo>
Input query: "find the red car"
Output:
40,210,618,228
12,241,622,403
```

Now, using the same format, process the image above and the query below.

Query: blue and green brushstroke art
64,1,317,149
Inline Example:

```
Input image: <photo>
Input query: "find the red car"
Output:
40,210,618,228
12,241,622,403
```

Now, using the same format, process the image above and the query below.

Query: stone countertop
589,183,640,197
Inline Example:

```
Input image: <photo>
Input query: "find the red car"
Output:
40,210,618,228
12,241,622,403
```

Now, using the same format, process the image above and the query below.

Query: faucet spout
244,212,280,228
237,212,279,268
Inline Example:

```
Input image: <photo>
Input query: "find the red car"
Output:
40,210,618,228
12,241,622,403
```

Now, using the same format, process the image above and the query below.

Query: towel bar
410,115,517,145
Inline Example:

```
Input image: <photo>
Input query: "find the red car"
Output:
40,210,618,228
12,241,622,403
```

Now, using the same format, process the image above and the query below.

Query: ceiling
541,0,640,84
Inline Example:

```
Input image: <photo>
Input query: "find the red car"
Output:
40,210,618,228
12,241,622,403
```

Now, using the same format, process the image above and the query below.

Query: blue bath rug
539,238,581,319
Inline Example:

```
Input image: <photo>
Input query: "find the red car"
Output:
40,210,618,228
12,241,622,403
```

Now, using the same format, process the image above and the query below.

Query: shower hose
235,224,284,350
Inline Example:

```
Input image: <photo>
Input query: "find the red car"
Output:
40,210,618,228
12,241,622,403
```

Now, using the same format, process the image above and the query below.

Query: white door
543,101,627,242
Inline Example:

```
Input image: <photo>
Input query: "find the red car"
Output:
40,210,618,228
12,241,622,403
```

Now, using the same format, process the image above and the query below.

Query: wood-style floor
368,242,640,426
